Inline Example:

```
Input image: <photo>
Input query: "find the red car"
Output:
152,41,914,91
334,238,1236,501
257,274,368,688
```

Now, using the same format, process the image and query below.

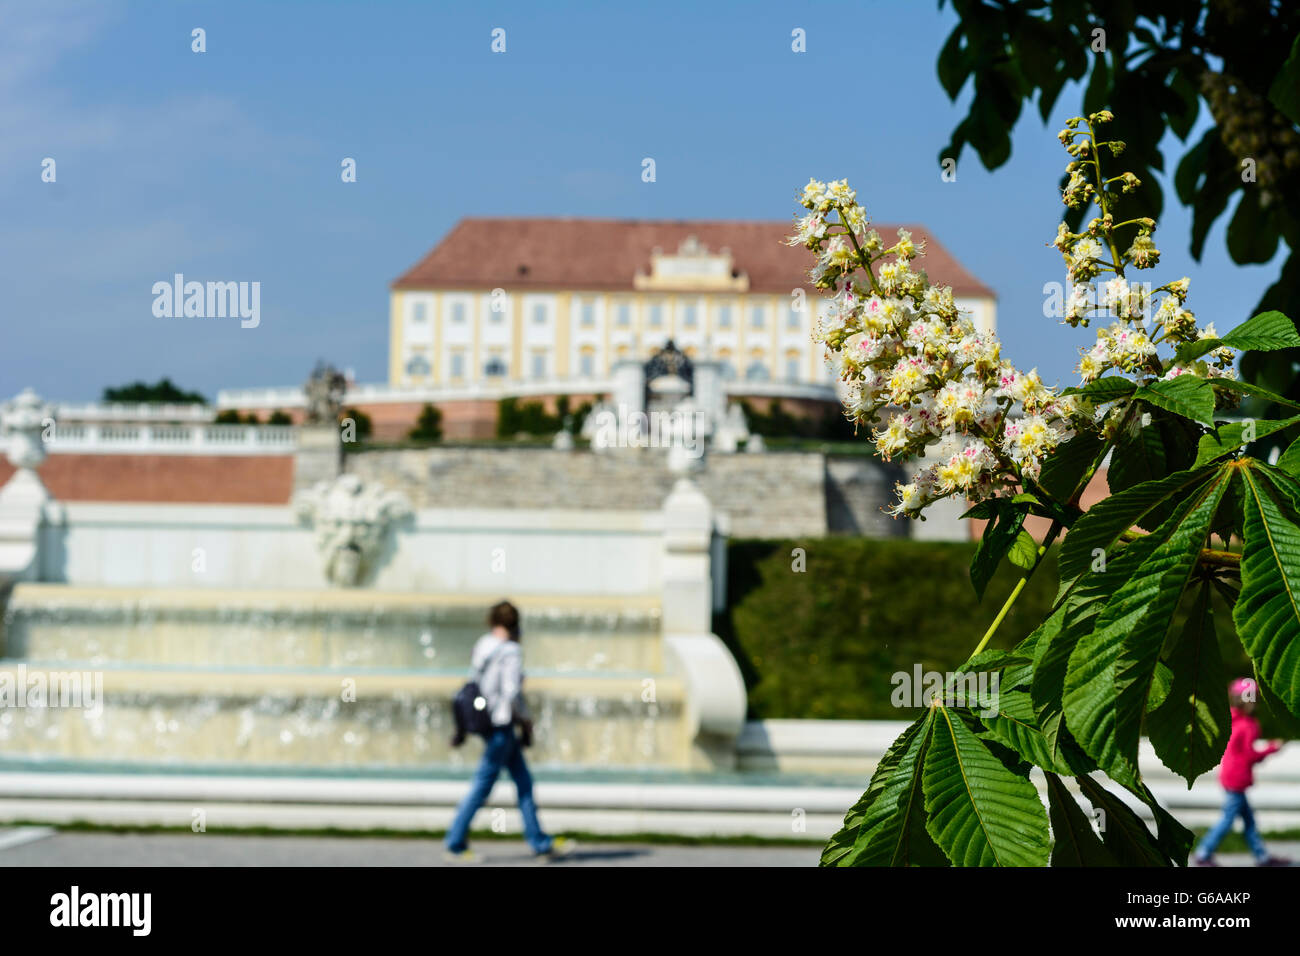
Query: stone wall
345,446,900,539
0,455,294,504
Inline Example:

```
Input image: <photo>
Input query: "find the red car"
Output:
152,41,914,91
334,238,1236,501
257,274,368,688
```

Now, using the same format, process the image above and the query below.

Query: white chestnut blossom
792,179,1085,518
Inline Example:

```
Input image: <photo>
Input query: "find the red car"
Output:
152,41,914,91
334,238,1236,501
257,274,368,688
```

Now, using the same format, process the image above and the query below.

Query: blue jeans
445,727,552,854
1196,790,1269,862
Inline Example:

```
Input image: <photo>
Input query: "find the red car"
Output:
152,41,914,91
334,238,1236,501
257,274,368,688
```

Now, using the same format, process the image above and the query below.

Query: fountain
0,390,745,775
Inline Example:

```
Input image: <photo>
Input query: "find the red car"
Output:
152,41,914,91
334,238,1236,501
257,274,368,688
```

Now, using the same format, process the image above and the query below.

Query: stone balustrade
42,422,297,455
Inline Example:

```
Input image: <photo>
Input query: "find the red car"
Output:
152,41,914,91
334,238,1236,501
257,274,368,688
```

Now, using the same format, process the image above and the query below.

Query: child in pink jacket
1194,678,1288,866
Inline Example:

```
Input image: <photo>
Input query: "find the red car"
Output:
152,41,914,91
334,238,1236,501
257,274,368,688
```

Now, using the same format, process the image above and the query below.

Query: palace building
218,217,996,439
388,217,995,390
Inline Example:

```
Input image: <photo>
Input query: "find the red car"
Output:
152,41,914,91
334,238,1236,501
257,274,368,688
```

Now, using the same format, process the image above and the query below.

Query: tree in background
496,396,593,438
740,398,858,441
267,410,292,425
102,377,206,404
936,1,1300,410
407,403,444,442
215,410,262,424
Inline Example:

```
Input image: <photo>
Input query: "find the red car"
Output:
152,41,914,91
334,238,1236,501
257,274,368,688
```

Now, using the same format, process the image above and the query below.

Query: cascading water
0,584,691,772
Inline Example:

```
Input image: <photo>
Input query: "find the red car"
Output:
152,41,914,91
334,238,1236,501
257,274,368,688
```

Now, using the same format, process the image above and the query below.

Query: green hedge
717,538,1258,723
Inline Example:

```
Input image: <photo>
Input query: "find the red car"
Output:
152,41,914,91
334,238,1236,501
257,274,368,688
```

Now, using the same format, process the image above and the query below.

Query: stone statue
1,388,54,470
294,473,411,586
304,361,348,425
0,389,55,583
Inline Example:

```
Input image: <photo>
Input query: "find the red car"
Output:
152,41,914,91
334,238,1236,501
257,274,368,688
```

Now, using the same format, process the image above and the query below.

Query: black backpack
450,645,506,746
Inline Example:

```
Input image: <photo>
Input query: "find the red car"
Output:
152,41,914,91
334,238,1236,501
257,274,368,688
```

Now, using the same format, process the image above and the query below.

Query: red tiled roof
391,218,995,298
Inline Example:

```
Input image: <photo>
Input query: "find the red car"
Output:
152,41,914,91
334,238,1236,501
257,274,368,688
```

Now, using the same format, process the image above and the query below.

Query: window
719,360,736,380
746,360,770,382
489,299,505,323
413,303,427,322
451,302,466,323
581,301,595,327
786,356,801,381
579,352,595,377
717,305,732,329
531,352,547,379
616,303,631,326
787,308,802,331
405,354,430,376
533,303,547,325
750,306,765,329
450,351,465,378
484,355,507,377
683,304,698,328
649,303,664,327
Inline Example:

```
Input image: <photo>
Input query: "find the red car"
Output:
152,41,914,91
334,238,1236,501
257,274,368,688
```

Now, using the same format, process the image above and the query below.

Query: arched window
785,350,803,382
405,354,431,376
484,356,507,378
745,360,770,382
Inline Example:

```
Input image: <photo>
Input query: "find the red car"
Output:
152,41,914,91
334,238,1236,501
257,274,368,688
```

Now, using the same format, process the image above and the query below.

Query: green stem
836,204,884,297
965,520,1064,663
1085,119,1126,279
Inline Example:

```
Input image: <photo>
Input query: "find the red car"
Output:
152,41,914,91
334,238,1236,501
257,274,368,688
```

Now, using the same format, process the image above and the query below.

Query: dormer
633,235,750,292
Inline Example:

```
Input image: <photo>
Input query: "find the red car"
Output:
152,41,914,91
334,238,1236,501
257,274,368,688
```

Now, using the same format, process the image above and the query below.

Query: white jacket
470,633,530,728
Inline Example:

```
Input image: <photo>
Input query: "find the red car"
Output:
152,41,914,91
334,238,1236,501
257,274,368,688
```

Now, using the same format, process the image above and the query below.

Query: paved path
0,828,820,867
0,829,1294,867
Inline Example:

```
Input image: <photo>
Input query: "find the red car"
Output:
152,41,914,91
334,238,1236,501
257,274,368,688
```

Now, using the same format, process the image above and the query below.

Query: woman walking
445,600,572,863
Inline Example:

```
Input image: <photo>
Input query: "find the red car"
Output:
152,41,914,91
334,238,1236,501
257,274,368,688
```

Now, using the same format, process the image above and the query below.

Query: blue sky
1,0,1285,402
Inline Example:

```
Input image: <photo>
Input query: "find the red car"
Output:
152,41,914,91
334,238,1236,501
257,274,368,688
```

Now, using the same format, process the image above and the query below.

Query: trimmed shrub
717,538,1256,722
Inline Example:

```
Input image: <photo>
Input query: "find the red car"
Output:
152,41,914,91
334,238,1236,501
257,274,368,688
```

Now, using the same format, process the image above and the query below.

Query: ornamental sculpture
303,361,348,426
1,388,54,470
294,473,411,587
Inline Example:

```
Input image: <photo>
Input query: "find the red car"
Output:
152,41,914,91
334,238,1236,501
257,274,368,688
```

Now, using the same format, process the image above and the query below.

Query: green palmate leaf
1133,376,1216,425
1195,416,1300,467
1145,581,1231,786
1252,662,1300,739
1007,528,1039,569
1134,779,1196,866
1035,508,1176,717
1061,376,1137,403
1038,429,1106,503
1033,521,1176,757
1075,775,1181,866
1045,773,1116,867
1177,310,1300,364
1222,310,1300,351
1147,660,1173,712
923,706,1051,867
1234,464,1300,714
959,648,1033,677
1043,467,1221,742
1270,33,1300,125
1277,435,1300,477
1058,466,1217,592
1227,191,1281,265
1063,468,1231,786
1107,413,1201,502
965,497,1031,601
1208,377,1300,413
978,685,1094,776
821,712,948,867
